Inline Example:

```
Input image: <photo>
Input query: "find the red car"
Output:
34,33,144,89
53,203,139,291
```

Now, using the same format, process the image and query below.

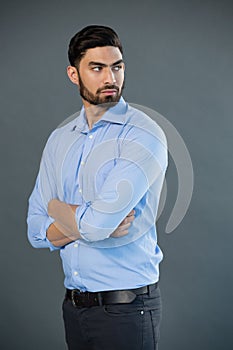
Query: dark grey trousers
62,284,162,350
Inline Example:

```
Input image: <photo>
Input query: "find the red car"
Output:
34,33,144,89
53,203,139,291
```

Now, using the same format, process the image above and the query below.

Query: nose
103,67,116,85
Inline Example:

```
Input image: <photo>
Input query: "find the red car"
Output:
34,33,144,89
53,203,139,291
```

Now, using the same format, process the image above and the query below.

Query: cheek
83,74,99,90
117,72,125,85
119,69,125,79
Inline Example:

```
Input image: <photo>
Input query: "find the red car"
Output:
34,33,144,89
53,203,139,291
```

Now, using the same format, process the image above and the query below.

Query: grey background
1,0,232,349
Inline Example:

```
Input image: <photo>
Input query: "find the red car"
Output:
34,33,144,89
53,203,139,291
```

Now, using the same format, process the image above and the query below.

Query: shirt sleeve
27,131,60,251
75,126,168,242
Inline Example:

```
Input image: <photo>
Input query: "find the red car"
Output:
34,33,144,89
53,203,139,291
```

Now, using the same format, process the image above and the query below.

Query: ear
67,65,79,86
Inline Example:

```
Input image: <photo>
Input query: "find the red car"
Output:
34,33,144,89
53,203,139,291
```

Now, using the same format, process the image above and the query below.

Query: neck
82,100,108,130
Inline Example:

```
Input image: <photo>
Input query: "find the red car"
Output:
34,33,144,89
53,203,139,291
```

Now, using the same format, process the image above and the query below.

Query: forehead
81,46,123,65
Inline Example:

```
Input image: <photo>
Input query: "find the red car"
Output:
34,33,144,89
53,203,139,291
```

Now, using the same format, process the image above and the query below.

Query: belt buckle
70,290,100,308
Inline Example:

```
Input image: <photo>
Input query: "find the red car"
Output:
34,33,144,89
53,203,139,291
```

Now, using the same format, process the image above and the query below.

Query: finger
127,209,135,217
117,222,131,231
111,229,129,237
117,229,129,236
120,216,134,226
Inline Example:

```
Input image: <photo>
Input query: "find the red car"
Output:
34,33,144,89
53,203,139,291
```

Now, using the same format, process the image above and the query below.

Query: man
27,25,168,350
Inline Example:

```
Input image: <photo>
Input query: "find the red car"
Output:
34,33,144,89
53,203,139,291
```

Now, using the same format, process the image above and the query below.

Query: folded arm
27,123,167,249
47,200,135,247
46,203,80,247
66,131,167,242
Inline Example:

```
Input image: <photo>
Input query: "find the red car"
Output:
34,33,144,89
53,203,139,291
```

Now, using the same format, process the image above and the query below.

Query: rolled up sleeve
27,131,60,251
75,128,168,242
27,179,59,251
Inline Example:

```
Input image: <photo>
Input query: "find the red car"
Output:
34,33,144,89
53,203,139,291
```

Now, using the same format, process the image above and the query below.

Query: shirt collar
72,97,128,132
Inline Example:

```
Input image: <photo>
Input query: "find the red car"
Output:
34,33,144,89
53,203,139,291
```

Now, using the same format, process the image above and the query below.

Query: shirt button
89,134,93,139
81,161,85,165
74,271,78,276
79,188,82,193
74,243,78,248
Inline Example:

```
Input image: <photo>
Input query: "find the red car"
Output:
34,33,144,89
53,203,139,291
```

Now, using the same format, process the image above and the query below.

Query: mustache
96,85,119,94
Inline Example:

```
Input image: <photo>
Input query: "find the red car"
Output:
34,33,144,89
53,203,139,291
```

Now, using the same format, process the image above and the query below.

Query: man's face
76,46,125,106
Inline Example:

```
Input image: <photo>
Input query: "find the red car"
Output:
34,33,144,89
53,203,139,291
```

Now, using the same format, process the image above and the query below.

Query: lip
101,89,117,95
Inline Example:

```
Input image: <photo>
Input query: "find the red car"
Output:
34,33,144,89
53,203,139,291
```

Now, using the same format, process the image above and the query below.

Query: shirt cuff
42,216,61,252
75,202,92,240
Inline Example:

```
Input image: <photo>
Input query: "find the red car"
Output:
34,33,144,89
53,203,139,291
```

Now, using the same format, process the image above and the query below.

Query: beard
78,72,124,106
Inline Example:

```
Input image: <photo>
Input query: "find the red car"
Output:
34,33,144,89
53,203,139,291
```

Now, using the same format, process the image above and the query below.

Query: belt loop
97,292,103,306
148,285,152,296
148,282,157,296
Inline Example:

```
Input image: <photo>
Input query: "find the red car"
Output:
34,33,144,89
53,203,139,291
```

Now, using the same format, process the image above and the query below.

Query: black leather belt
66,282,158,308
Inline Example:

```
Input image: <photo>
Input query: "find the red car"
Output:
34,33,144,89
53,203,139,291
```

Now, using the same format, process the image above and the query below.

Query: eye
112,65,122,71
92,66,102,72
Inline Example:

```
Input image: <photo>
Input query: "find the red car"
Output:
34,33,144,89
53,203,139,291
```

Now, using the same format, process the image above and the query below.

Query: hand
110,210,135,238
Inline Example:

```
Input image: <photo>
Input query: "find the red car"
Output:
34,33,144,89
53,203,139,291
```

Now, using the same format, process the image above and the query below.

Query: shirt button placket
78,133,93,197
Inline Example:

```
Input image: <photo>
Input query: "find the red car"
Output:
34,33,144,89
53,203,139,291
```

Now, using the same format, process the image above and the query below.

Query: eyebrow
88,59,124,67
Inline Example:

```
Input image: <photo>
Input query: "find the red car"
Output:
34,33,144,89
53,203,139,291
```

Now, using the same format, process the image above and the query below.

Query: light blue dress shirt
27,97,168,292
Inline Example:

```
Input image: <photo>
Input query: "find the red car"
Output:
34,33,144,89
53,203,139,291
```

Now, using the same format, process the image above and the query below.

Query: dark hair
68,25,123,68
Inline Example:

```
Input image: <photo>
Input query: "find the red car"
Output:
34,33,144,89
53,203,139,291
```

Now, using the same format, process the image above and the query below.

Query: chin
102,95,121,104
